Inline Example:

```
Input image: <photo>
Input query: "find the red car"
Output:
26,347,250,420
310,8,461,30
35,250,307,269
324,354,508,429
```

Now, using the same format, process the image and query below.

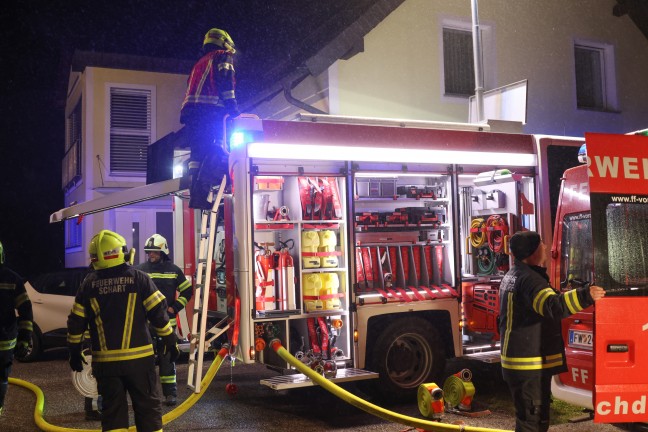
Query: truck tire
371,317,445,400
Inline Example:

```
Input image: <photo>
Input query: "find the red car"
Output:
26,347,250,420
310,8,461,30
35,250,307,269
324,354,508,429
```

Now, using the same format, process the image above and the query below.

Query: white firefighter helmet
144,234,170,257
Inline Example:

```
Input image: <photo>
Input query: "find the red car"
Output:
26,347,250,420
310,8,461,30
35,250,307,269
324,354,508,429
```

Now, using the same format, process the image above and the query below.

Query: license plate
568,329,593,349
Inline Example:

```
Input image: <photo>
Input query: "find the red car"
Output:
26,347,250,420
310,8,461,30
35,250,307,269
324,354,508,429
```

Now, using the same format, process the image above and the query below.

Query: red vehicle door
587,133,648,424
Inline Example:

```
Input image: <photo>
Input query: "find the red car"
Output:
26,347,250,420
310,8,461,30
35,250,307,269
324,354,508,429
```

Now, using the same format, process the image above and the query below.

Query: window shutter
110,87,151,174
443,27,475,97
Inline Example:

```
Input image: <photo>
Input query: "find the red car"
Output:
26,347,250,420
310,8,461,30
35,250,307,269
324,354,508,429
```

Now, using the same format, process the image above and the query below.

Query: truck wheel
371,317,445,400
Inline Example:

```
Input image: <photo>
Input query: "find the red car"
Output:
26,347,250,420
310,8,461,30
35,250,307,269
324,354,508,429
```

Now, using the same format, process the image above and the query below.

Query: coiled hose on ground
8,347,229,432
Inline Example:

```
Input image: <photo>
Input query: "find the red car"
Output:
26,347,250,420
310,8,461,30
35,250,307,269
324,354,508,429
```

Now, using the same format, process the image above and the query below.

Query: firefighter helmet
0,240,4,265
144,234,170,257
203,28,235,52
89,230,128,270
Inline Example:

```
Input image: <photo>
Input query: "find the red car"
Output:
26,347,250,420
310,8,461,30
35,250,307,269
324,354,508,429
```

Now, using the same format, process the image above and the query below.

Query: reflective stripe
217,62,234,72
168,317,177,327
564,289,583,314
122,293,136,350
160,375,176,384
176,297,188,307
105,428,129,432
143,290,165,311
15,292,30,307
0,339,17,350
90,298,107,351
67,333,83,344
154,322,173,337
501,292,514,357
532,288,555,316
72,302,86,318
92,344,154,362
501,353,564,370
0,283,15,290
178,280,191,293
183,94,222,106
18,320,33,331
149,273,179,280
195,58,213,101
221,90,235,100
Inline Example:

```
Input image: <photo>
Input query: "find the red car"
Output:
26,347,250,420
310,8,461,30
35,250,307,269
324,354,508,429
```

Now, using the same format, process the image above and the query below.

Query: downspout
471,0,485,123
282,74,328,115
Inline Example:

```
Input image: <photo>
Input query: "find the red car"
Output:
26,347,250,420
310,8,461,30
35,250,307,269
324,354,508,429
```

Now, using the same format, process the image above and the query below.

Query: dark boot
84,396,102,421
189,180,213,210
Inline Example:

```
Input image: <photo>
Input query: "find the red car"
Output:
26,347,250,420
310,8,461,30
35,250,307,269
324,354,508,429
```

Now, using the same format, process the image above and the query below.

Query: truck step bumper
260,368,378,390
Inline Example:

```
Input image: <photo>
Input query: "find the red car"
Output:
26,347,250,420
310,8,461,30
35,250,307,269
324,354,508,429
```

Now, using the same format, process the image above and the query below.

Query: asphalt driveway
1,348,621,431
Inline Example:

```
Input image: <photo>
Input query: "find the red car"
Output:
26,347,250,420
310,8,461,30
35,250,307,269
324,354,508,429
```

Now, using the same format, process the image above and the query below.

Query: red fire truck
50,114,585,400
550,131,648,425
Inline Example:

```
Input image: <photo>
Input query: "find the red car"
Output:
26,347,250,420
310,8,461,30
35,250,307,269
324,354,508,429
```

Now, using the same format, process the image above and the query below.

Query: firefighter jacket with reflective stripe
180,49,236,115
499,260,594,376
136,260,193,316
0,266,33,350
67,264,173,373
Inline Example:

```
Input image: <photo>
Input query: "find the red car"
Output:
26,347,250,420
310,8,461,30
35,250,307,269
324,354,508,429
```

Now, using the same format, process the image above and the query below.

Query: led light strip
248,143,537,167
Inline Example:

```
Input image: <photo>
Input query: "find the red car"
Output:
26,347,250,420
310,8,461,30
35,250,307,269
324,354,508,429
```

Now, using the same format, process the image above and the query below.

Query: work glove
162,333,180,363
69,345,88,372
223,98,240,118
14,339,31,360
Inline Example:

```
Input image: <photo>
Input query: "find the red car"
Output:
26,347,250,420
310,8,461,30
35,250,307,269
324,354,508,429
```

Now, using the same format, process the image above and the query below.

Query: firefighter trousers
0,349,13,408
158,339,177,397
504,372,552,432
96,362,162,432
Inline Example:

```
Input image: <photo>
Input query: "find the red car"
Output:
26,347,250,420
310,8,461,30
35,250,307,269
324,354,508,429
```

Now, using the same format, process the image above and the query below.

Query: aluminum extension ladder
186,175,230,393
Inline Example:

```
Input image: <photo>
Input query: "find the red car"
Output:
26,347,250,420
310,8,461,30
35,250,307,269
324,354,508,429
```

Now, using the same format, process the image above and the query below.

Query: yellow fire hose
270,339,512,432
8,347,230,432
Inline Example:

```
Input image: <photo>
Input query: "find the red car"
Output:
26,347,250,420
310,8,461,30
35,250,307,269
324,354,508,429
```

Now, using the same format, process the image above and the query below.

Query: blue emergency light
577,143,587,164
229,130,248,148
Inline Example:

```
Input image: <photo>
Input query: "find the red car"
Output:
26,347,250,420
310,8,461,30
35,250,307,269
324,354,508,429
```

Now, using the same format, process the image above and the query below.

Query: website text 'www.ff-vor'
611,195,648,203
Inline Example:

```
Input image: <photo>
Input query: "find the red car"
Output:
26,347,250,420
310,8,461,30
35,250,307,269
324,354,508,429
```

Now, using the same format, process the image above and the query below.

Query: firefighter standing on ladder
181,28,239,209
67,230,179,432
499,231,605,432
0,240,33,417
136,234,192,406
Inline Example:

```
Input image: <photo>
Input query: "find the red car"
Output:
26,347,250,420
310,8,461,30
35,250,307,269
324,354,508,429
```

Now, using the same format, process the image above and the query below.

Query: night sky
0,0,378,277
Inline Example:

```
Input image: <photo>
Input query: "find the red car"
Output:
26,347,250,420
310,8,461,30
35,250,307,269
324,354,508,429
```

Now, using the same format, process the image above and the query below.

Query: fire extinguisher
275,242,296,311
254,243,276,311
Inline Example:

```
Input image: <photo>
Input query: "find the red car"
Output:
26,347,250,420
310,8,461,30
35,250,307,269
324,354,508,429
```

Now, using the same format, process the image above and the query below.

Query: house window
109,87,152,175
63,100,82,191
65,216,82,250
574,42,617,111
442,27,475,97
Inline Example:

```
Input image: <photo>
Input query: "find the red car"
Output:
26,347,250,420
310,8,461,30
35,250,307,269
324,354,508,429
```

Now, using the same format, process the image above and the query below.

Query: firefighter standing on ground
499,231,605,432
0,241,33,417
180,27,240,209
67,230,178,432
136,234,192,406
